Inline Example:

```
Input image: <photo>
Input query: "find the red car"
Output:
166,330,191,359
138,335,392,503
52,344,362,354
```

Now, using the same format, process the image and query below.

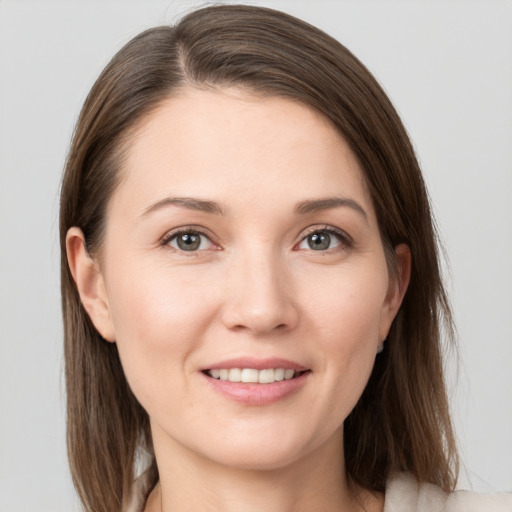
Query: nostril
229,321,290,335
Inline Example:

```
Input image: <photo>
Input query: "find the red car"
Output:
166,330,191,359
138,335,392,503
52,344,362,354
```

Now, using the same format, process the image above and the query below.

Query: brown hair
60,5,458,511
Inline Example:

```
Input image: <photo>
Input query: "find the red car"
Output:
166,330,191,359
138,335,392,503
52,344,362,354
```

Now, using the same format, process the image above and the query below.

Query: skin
67,88,410,512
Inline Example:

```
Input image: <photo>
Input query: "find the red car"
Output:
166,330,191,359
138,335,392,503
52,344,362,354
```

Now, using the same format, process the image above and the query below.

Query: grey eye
169,232,209,251
299,230,342,251
308,232,331,250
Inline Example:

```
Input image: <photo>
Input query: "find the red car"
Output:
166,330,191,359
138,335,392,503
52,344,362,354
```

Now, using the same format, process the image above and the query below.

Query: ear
66,227,116,342
379,243,411,342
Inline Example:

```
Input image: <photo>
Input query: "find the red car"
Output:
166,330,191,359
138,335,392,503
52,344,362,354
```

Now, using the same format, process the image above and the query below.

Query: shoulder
384,472,512,512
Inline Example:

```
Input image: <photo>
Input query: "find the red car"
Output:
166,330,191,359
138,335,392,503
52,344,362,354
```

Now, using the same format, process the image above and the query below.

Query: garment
126,470,512,512
384,473,512,512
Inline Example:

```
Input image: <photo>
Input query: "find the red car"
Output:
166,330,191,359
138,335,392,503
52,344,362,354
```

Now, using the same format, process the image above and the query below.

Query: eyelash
160,225,352,254
160,226,218,253
296,225,352,252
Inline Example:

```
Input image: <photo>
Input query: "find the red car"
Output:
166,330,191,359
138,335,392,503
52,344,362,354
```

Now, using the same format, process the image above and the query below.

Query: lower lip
202,371,310,405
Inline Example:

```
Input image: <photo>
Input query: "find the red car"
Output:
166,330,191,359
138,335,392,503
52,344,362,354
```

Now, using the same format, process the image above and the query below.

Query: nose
221,248,299,336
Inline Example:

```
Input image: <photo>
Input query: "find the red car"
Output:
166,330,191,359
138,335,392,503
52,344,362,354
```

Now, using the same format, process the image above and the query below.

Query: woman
60,5,511,512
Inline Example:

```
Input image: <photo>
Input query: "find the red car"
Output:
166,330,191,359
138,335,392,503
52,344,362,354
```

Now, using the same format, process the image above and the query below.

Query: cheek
300,260,388,347
298,262,387,416
109,256,218,333
105,262,219,404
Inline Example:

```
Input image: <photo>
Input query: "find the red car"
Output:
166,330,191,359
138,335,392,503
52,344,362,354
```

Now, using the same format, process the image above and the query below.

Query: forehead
112,87,374,219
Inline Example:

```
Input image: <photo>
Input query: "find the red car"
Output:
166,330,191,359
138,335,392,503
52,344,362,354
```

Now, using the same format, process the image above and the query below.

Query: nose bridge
221,240,298,334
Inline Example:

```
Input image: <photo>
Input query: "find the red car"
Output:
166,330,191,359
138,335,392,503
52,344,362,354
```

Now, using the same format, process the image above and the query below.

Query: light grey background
0,1,511,510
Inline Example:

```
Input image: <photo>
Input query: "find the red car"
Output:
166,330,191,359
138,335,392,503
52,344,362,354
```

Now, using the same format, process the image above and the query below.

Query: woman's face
70,88,408,471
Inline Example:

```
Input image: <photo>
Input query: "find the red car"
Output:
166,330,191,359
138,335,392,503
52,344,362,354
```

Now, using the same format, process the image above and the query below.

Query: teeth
284,369,294,380
208,368,300,384
241,368,259,383
228,368,241,382
258,369,274,383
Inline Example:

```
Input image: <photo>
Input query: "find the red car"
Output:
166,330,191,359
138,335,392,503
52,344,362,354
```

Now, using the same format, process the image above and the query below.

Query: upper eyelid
294,226,353,253
162,229,219,255
299,224,351,241
161,225,216,244
160,224,352,248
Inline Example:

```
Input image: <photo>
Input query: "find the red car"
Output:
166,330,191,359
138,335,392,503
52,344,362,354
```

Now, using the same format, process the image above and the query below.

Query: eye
297,228,347,251
167,231,213,252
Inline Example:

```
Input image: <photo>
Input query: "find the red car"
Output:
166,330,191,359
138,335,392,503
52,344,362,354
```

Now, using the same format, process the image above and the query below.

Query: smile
205,368,307,384
201,358,311,404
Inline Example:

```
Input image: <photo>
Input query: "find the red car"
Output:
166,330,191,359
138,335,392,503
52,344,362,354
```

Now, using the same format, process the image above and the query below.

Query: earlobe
66,227,116,342
379,243,411,341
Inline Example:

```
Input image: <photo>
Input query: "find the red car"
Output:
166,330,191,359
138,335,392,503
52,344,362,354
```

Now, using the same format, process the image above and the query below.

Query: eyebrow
295,197,368,221
141,195,367,220
142,197,226,217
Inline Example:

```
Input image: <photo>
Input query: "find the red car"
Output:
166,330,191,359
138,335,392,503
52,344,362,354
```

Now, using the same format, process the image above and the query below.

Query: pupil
308,232,330,250
177,233,200,251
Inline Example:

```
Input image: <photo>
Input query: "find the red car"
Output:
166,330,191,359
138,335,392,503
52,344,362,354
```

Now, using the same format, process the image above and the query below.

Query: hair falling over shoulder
60,5,458,511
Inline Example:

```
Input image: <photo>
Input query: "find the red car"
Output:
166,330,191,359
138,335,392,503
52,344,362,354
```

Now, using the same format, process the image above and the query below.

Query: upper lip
203,357,309,371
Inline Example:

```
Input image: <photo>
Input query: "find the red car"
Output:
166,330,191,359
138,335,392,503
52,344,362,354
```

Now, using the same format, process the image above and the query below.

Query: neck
145,425,382,512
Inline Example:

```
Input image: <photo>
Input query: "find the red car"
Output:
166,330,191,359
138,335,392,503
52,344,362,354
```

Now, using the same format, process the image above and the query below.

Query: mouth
203,368,311,384
200,358,311,404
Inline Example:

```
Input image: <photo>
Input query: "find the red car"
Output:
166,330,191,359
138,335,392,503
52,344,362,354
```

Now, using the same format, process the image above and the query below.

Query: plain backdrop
0,0,511,510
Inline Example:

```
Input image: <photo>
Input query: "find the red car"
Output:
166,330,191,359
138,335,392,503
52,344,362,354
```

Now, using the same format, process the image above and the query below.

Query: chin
205,445,304,472
190,427,327,473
